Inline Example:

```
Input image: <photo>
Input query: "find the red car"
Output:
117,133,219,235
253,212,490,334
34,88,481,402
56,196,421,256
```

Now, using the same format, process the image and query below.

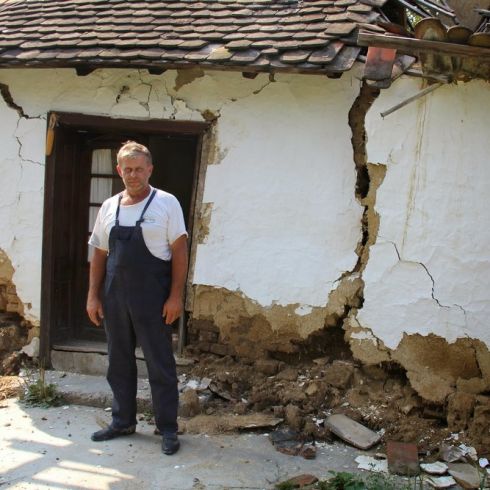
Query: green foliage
21,368,64,408
275,482,296,490
317,472,365,490
315,471,421,490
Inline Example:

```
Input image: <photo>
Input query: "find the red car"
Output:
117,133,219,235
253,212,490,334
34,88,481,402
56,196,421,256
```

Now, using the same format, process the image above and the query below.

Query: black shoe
91,425,136,442
162,433,180,455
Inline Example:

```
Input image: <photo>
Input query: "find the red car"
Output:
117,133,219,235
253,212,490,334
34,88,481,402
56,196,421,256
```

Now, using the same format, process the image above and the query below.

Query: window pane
88,206,100,233
90,177,112,203
91,148,113,174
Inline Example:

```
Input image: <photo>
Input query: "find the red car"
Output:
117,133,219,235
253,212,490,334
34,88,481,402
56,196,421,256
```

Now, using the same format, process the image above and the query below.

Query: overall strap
137,189,157,223
114,193,123,225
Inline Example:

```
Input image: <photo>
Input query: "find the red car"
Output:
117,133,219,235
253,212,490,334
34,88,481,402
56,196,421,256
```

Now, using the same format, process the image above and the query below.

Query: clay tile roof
0,0,387,75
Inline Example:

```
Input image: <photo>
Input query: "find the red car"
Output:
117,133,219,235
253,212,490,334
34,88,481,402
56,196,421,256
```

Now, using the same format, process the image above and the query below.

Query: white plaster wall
0,68,363,322
360,78,490,349
192,74,363,307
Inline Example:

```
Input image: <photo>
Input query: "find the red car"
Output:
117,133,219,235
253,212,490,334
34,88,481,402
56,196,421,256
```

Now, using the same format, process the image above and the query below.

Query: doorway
40,113,209,363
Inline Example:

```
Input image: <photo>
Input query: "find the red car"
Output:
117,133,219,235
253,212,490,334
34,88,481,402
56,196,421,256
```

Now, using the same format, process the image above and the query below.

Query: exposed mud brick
276,367,299,381
255,359,283,375
392,335,480,403
0,324,23,351
209,343,233,356
447,392,476,431
324,360,354,389
456,377,488,395
362,364,388,381
387,441,420,476
179,389,201,417
1,351,24,375
198,330,219,342
468,396,490,455
285,404,303,431
195,341,211,353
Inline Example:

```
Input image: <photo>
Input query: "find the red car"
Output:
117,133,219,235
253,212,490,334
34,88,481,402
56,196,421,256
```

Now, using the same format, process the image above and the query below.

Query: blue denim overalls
104,189,178,433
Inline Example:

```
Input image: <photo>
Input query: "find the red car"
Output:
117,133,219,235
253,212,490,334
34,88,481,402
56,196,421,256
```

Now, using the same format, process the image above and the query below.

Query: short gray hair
117,141,152,165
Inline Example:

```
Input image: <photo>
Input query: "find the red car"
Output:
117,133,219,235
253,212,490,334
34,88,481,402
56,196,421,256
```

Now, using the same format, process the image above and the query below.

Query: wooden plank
57,111,209,135
358,31,490,59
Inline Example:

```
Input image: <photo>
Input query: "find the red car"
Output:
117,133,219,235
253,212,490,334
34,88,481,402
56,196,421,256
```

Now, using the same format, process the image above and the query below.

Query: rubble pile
179,353,490,458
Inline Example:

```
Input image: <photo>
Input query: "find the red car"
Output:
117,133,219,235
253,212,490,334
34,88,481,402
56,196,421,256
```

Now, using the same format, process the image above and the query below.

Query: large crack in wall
189,80,382,360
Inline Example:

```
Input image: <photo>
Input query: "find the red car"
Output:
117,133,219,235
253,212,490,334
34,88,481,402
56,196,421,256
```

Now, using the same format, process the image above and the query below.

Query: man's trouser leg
104,293,138,430
134,313,178,434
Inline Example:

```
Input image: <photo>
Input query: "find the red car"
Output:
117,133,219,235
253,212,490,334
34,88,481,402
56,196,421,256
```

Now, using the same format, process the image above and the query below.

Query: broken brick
387,441,420,476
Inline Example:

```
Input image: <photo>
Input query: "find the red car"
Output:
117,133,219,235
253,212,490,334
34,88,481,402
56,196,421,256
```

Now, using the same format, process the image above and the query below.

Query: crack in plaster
387,239,468,321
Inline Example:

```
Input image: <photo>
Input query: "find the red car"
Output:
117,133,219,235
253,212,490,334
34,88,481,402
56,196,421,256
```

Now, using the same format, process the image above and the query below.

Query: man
86,141,188,455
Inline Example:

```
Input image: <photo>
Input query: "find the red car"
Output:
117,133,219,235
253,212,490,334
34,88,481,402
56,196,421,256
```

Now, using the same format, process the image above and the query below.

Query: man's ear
116,164,123,178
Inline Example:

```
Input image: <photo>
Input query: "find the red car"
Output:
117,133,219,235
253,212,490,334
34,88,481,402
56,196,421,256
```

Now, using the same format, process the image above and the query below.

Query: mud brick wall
187,319,235,357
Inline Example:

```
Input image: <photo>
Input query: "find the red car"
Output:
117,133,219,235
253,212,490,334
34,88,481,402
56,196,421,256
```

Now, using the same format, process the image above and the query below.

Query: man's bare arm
86,248,107,326
162,234,188,325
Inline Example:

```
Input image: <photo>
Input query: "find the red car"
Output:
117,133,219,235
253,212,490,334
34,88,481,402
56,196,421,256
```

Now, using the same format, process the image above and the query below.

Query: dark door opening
40,113,208,361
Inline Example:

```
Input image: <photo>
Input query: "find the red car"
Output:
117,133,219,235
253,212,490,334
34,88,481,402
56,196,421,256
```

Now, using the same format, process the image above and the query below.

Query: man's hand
162,294,183,325
87,296,104,326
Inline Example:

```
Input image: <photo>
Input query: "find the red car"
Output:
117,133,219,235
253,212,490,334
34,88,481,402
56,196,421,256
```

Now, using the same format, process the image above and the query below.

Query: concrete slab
326,413,381,450
43,370,153,413
0,399,366,490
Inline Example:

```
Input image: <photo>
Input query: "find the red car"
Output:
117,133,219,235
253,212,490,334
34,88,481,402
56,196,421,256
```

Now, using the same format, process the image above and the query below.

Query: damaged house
0,0,489,450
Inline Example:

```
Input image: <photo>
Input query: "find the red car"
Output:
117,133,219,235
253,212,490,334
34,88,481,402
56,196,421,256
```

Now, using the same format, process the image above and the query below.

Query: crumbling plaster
350,77,490,401
0,67,363,337
359,78,490,351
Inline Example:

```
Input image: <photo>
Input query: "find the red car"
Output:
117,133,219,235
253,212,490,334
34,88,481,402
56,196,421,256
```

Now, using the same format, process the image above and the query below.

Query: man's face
117,155,153,195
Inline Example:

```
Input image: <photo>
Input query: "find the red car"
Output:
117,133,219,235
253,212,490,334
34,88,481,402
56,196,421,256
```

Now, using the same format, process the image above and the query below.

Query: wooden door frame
40,111,210,365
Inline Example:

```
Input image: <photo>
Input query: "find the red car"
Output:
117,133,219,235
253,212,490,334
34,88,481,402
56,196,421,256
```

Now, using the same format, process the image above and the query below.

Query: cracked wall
190,69,366,355
352,77,490,402
0,67,363,348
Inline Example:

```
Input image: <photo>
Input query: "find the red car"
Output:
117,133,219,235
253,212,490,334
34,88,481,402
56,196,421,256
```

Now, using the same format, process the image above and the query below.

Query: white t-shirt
88,187,187,261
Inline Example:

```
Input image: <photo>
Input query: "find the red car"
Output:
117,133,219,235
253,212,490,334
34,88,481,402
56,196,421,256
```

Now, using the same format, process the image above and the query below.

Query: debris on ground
386,440,419,476
180,413,282,434
426,475,457,489
326,413,381,450
355,454,388,473
277,473,318,488
268,428,316,459
421,461,449,475
448,462,485,489
0,375,23,400
177,353,490,457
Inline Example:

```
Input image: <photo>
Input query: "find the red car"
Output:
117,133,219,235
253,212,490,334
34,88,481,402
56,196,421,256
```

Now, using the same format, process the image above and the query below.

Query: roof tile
0,0,385,74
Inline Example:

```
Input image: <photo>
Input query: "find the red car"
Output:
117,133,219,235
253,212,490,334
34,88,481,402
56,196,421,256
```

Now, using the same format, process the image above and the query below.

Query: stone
421,462,449,475
276,368,298,381
325,413,381,450
254,359,283,376
448,463,483,489
305,382,319,396
285,404,303,431
426,475,457,488
179,389,201,417
323,361,354,389
282,474,318,488
299,443,316,460
0,324,23,351
387,441,419,476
